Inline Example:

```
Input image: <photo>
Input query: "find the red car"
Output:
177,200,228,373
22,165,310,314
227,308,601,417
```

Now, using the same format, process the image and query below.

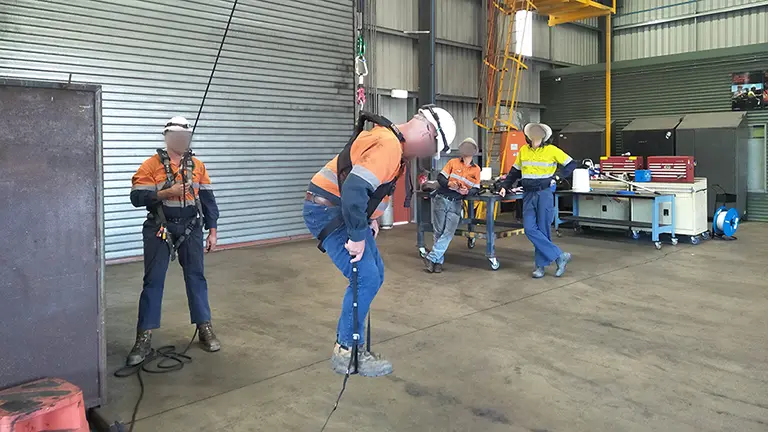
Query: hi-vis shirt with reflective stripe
132,154,212,209
512,144,573,179
440,158,481,189
310,126,403,219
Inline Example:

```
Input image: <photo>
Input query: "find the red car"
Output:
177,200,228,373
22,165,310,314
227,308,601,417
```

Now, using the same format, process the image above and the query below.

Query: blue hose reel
712,206,740,238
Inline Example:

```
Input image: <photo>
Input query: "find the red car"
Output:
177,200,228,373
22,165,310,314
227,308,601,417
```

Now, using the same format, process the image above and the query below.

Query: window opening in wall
747,124,766,192
514,10,533,57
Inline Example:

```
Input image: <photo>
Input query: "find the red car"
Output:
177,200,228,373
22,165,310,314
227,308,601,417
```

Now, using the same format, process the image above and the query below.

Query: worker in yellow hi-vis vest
499,123,577,279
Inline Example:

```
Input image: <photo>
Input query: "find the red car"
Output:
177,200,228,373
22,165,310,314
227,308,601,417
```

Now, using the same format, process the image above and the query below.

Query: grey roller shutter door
0,0,354,260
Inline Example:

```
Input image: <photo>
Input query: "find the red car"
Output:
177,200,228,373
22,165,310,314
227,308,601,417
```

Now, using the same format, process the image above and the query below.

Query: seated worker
423,137,481,273
127,116,220,366
499,123,576,278
304,106,456,376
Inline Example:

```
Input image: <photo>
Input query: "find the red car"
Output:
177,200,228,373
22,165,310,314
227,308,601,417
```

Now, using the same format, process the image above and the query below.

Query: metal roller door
0,0,354,260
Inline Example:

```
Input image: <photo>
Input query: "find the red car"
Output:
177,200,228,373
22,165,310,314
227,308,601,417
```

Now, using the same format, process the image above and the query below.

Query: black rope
320,262,361,432
112,2,239,429
112,329,198,432
192,0,239,136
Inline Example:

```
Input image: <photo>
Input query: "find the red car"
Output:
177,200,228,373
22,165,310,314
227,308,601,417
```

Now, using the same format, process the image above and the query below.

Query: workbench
416,191,525,270
554,190,677,249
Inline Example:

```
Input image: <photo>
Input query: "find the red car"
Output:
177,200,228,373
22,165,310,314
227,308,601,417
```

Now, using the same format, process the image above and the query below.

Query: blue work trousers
137,220,211,330
426,194,463,264
522,189,562,268
303,201,384,348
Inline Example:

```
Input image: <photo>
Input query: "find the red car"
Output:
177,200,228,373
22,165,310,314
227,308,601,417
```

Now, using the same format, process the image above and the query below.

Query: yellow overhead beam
534,0,615,26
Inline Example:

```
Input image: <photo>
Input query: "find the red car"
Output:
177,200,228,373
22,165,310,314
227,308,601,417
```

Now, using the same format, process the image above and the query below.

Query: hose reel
712,206,739,238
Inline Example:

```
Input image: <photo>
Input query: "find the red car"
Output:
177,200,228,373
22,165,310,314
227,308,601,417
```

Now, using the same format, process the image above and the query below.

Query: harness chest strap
316,112,406,253
154,149,204,260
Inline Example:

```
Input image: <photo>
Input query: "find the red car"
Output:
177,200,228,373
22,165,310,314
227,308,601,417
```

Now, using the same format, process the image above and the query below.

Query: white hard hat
163,116,192,134
418,105,456,157
523,122,553,142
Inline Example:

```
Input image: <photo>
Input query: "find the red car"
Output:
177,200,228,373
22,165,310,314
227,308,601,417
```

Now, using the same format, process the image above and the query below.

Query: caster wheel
631,230,640,240
418,247,427,258
690,236,700,245
654,242,662,250
671,237,679,246
701,231,711,240
467,238,476,249
574,224,583,234
489,258,500,271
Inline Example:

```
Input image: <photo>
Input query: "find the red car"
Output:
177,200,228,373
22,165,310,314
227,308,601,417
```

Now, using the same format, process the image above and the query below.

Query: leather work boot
434,263,443,273
532,267,545,279
330,343,393,377
126,330,152,366
555,252,572,277
423,257,436,273
198,322,221,352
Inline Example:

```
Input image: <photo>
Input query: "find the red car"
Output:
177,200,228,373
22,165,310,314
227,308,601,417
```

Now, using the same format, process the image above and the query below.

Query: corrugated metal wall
614,0,768,61
0,0,354,260
551,24,601,65
437,0,482,46
374,33,418,92
540,46,768,219
531,14,601,66
436,44,480,98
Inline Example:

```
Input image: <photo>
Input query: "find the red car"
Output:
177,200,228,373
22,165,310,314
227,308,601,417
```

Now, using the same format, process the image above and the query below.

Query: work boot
555,252,572,277
330,343,393,377
423,257,436,273
532,267,545,279
126,330,152,366
198,322,221,352
434,263,443,273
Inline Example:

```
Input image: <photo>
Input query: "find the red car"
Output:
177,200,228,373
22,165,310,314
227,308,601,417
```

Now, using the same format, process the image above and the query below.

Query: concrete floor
101,223,768,432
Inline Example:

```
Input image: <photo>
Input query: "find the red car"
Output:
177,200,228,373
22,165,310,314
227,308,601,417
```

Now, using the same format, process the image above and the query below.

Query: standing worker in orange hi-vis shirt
126,116,221,367
304,106,456,377
423,137,481,273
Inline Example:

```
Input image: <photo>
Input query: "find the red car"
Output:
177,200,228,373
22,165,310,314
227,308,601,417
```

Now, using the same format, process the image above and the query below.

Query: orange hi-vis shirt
309,125,404,220
440,158,481,190
131,153,215,222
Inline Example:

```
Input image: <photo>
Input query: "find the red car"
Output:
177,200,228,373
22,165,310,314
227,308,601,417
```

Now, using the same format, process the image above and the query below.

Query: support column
418,0,436,175
418,0,436,107
605,13,612,157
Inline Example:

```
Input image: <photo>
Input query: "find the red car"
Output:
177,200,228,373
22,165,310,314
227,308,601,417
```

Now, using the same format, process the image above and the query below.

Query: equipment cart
554,191,677,250
416,191,525,270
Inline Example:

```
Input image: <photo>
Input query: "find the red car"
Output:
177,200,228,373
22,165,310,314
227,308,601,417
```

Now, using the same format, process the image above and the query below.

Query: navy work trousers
137,220,211,330
522,189,563,268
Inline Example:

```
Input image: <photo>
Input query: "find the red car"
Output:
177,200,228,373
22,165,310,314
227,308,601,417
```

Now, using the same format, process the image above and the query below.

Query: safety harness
315,111,406,252
315,105,450,252
152,148,203,261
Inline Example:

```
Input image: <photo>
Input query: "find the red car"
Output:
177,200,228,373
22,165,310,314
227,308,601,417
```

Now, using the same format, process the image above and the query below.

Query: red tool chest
599,156,644,177
647,156,695,183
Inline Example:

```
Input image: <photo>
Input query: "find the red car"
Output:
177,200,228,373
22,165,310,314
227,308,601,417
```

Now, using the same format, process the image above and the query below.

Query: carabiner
354,56,369,77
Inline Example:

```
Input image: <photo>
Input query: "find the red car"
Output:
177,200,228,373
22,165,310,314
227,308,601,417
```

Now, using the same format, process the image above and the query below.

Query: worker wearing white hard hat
126,116,221,366
499,122,577,278
304,105,456,377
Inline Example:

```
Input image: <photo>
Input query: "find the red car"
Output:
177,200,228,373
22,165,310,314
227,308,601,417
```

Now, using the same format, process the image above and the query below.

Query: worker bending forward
304,106,456,376
424,138,481,273
499,123,576,278
127,117,220,366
